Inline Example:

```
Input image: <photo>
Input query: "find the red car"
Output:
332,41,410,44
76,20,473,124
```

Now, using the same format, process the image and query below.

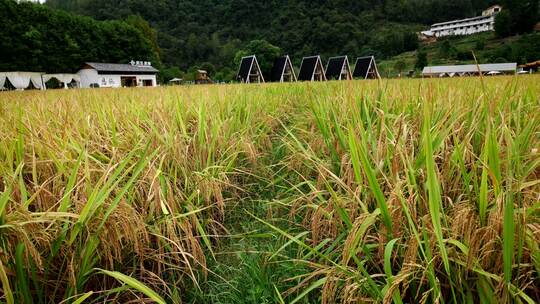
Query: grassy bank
0,76,539,303
379,32,540,76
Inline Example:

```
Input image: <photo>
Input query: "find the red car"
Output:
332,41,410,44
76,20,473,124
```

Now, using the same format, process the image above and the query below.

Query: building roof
422,63,517,75
519,60,540,68
485,4,502,11
325,56,351,80
237,56,254,82
353,56,380,79
431,14,492,28
236,55,264,83
270,55,296,82
298,56,326,81
83,62,158,74
271,56,286,82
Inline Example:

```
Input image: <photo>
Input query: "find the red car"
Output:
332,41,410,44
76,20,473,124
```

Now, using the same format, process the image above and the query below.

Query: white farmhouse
421,5,502,38
77,61,158,88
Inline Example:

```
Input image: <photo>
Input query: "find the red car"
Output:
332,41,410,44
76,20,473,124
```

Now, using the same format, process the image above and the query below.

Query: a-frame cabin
325,56,353,80
237,55,265,83
353,56,381,79
270,55,297,82
298,55,326,81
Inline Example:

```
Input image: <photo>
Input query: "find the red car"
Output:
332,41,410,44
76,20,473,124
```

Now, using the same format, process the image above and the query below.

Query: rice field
0,75,539,303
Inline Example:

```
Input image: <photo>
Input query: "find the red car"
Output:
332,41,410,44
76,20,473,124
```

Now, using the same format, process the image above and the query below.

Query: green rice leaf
96,269,166,304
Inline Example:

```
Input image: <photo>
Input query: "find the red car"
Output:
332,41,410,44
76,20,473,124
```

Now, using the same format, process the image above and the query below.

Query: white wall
135,74,157,87
77,69,157,88
78,69,100,88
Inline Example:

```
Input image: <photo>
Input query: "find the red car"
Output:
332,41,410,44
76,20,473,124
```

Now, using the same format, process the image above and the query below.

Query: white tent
43,74,81,89
0,72,45,90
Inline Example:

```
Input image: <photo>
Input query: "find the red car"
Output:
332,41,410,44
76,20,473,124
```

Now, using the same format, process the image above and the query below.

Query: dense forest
2,0,538,81
0,0,157,74
44,0,504,80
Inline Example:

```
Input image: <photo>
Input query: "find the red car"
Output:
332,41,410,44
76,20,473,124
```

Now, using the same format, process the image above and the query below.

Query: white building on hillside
482,5,502,16
421,5,502,38
77,61,158,88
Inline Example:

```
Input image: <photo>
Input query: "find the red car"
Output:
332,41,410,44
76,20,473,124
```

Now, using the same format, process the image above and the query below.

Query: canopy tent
298,56,326,81
0,72,45,90
43,74,81,88
325,56,352,80
353,56,381,79
270,55,296,82
237,55,265,83
168,78,183,84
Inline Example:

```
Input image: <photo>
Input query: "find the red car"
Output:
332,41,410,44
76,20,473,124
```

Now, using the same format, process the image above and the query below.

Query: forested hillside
3,0,537,80
46,0,500,79
0,0,157,73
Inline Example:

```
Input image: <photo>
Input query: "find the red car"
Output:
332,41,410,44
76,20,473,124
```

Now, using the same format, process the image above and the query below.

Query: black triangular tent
325,56,352,80
298,56,326,81
353,56,381,79
270,55,296,82
237,55,265,83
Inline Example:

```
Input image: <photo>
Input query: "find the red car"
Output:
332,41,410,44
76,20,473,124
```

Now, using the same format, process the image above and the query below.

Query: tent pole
41,74,46,90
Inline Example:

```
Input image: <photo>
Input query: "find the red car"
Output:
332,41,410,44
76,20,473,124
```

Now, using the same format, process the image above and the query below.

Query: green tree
0,0,158,73
236,40,281,79
495,10,514,37
125,15,161,61
415,50,428,70
393,60,406,76
496,0,539,36
475,38,486,51
200,62,216,76
160,66,183,82
439,40,457,58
